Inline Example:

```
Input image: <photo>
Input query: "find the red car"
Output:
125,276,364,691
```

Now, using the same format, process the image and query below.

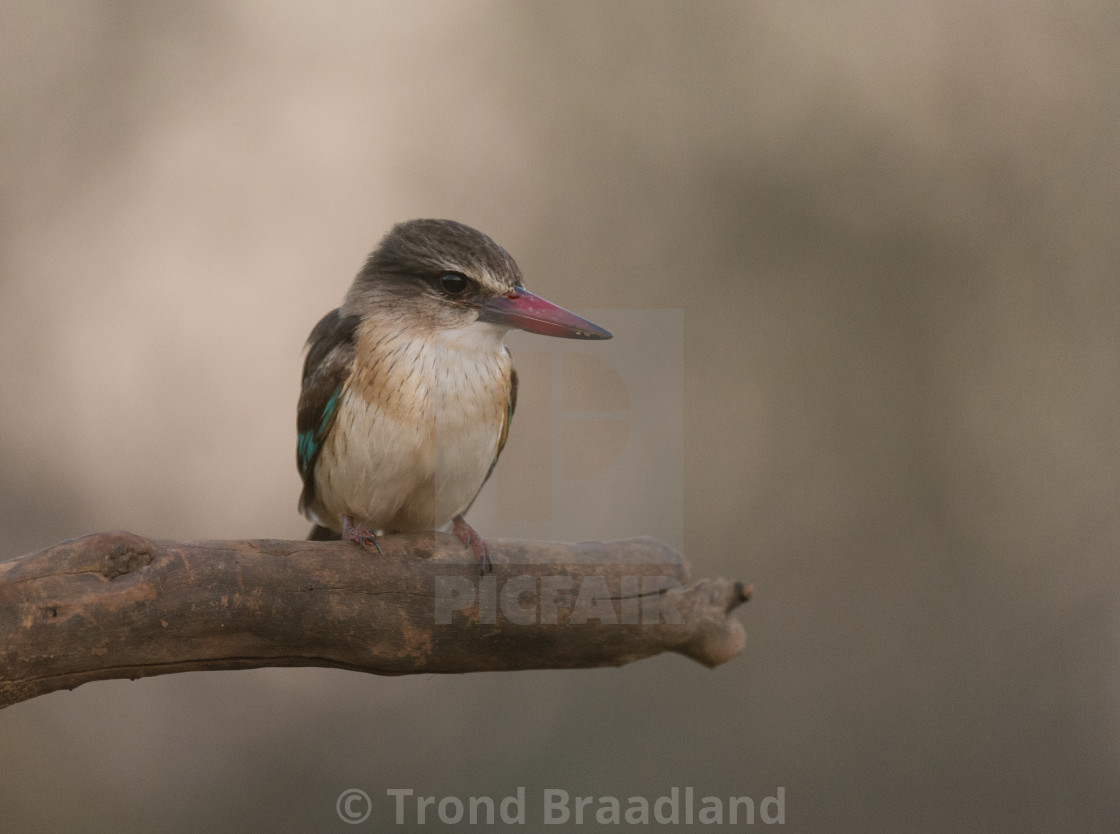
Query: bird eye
438,273,469,295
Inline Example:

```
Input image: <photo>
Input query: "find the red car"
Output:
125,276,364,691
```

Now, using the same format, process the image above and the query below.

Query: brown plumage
296,219,609,571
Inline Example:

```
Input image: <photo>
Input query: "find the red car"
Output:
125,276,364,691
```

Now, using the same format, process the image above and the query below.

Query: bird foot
341,514,382,554
452,515,492,575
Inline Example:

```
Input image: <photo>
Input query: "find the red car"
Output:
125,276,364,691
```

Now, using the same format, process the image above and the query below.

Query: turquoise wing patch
297,385,342,477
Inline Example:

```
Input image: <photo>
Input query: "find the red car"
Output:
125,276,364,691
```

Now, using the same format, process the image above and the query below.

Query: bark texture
0,531,751,709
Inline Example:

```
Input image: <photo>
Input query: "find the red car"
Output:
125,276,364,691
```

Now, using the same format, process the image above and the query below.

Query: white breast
307,321,511,533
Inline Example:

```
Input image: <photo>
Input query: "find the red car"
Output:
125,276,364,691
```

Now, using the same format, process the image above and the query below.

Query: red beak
477,287,612,340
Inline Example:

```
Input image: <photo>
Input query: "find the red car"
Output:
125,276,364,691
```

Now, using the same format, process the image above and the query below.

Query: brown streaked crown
358,218,522,294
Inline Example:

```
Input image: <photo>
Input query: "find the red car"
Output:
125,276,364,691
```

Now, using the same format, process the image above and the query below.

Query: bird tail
308,524,341,541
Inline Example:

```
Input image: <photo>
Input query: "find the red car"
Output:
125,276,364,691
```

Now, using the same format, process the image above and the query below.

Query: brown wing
296,309,360,515
460,359,517,517
496,364,518,461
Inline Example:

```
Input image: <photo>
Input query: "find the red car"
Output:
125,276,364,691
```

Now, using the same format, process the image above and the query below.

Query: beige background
2,2,1119,831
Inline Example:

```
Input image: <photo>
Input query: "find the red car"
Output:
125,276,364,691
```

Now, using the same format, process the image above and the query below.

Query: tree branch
0,531,751,709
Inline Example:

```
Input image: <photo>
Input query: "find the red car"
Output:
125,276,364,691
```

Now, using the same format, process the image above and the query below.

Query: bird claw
341,515,382,554
452,516,492,575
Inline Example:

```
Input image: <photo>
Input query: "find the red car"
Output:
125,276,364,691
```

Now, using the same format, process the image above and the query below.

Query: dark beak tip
560,322,614,341
563,324,612,340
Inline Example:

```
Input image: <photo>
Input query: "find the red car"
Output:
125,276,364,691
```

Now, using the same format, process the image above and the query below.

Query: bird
296,218,612,572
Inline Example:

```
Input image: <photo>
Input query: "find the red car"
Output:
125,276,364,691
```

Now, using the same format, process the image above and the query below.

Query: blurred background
2,1,1119,831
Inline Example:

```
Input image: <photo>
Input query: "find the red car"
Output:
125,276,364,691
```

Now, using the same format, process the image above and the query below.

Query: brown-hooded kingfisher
296,219,612,572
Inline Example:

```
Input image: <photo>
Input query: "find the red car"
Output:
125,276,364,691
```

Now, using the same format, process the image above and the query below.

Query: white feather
307,320,511,533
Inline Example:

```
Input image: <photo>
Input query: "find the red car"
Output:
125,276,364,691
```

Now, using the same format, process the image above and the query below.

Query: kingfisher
296,218,612,572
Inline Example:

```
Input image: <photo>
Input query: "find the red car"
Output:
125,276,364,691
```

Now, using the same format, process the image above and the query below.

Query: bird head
343,219,612,342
